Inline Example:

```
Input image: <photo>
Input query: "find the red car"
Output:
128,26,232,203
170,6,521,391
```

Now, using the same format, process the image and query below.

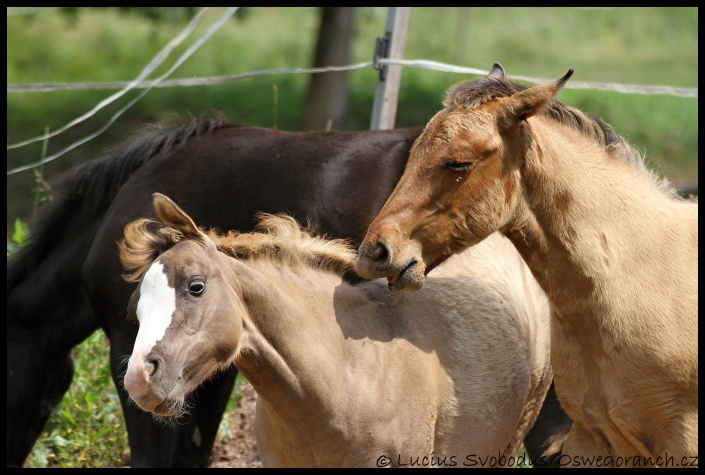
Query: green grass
7,7,698,468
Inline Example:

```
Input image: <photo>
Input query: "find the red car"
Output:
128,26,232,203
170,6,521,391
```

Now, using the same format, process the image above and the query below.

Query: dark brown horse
7,114,571,467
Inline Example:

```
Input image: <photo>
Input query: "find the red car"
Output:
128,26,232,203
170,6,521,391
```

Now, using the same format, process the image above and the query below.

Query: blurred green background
7,7,698,238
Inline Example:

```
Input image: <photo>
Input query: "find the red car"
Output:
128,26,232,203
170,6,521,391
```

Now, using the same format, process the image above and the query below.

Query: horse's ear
152,193,202,239
500,68,574,124
487,62,505,79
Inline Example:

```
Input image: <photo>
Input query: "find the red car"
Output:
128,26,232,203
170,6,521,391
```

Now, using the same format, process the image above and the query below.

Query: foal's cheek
210,298,243,360
455,177,508,237
203,327,240,366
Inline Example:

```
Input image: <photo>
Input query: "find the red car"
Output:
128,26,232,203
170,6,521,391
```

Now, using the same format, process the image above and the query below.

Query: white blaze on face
127,261,176,376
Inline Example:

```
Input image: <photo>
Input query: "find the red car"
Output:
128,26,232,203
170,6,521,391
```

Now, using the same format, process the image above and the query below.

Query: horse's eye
446,161,474,172
188,280,205,296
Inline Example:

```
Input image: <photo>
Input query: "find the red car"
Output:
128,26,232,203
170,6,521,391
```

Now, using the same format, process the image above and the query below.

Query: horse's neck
232,261,344,429
505,121,697,321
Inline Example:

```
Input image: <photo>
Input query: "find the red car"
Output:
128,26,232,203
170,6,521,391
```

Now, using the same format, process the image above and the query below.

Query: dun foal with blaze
119,193,555,467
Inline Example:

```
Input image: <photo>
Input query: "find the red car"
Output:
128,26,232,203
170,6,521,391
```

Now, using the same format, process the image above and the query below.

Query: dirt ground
208,381,262,468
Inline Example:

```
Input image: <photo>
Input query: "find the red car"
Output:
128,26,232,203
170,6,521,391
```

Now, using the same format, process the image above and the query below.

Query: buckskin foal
120,193,554,467
356,64,698,467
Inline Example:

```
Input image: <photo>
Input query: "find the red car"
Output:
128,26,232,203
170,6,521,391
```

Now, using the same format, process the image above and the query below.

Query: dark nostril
145,359,159,376
369,241,390,263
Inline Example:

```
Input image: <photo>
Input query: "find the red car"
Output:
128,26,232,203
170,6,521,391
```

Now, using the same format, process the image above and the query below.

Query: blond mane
119,213,360,284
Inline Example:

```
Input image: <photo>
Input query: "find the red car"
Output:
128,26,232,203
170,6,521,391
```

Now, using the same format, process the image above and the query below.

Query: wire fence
8,59,697,98
6,7,698,178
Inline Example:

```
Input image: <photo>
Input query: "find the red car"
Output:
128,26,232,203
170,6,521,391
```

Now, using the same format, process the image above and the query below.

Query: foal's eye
445,161,474,172
188,280,205,296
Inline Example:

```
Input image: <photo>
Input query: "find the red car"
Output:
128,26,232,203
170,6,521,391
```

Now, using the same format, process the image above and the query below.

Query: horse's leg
522,382,573,467
6,336,75,467
7,274,98,468
109,326,238,467
560,424,612,468
175,368,240,466
636,408,698,468
659,411,698,467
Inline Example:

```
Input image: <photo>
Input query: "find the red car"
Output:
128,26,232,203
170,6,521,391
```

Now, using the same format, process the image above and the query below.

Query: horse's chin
129,383,188,418
129,393,165,414
151,398,186,418
387,260,426,292
147,390,189,418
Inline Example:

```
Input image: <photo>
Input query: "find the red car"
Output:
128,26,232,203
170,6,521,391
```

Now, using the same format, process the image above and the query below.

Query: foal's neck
504,121,679,319
233,262,344,422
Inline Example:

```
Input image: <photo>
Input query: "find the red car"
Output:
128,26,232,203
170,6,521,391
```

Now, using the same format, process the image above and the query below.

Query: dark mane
444,75,680,198
119,213,364,286
8,114,234,289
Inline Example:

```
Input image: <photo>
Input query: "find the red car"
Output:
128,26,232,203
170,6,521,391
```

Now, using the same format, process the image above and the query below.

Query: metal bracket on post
373,34,390,81
370,7,410,130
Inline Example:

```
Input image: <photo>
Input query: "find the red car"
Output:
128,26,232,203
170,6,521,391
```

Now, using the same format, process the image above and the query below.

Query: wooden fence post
370,7,410,130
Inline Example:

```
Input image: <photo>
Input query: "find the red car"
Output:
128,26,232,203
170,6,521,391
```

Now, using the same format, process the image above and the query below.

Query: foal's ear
500,68,574,125
487,62,505,79
152,193,202,239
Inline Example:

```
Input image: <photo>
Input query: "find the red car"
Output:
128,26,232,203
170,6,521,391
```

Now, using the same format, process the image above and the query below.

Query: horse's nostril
145,359,159,376
370,241,390,263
